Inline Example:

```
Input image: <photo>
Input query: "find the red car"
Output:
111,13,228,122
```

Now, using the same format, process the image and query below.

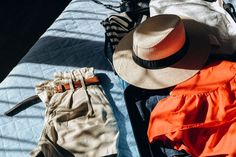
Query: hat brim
113,18,211,89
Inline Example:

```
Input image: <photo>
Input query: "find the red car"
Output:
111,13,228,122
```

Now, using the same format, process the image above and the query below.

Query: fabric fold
31,67,119,157
148,60,236,156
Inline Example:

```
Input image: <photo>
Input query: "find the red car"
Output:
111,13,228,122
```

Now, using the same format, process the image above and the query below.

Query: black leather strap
4,95,41,116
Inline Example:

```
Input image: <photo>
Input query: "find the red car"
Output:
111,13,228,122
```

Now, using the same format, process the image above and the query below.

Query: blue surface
0,0,235,156
0,0,139,157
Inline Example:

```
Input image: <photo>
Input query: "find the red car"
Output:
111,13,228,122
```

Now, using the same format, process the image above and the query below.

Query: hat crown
113,14,210,89
133,14,186,61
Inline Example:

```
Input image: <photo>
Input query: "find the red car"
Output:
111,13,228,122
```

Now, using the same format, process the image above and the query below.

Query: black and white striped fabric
101,10,149,71
224,2,236,22
101,11,148,51
101,12,136,51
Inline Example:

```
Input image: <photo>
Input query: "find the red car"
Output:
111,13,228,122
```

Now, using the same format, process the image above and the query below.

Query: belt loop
76,70,94,117
68,79,75,90
69,72,75,90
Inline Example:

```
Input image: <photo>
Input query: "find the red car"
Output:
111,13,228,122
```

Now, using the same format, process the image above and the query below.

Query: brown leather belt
5,76,100,116
56,76,99,92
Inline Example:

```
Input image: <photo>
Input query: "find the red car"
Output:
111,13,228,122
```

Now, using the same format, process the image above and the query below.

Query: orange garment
148,60,236,157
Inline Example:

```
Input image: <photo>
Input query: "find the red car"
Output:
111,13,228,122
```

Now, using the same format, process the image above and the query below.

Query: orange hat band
132,35,189,69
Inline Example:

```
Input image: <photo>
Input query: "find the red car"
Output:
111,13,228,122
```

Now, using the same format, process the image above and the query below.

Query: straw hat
113,14,211,89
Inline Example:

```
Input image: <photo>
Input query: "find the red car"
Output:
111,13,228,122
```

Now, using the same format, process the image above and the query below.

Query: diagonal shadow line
14,115,44,119
70,0,90,3
0,100,44,110
70,0,119,5
0,87,34,90
47,29,104,38
63,10,106,16
55,17,103,22
7,74,48,81
0,136,37,145
0,100,16,104
0,148,32,152
0,115,43,118
94,0,119,3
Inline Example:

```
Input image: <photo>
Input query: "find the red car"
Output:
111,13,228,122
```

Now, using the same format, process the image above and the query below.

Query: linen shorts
30,67,118,157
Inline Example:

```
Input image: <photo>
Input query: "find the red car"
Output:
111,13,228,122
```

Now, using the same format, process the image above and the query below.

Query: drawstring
76,70,95,117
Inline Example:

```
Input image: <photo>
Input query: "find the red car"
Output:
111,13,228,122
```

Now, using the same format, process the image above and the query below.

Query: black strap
132,36,189,69
4,95,41,116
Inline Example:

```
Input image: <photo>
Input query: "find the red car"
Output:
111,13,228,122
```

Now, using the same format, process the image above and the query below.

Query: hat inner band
132,35,189,69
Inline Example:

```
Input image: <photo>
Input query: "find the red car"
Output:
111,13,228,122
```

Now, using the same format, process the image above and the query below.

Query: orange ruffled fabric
148,60,236,157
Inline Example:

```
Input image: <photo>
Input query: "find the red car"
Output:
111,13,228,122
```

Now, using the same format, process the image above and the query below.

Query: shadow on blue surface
0,33,134,156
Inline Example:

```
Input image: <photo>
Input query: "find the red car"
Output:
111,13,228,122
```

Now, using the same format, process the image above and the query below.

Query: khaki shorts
30,68,118,157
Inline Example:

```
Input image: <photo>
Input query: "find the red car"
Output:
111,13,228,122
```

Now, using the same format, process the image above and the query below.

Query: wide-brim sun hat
112,14,211,89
